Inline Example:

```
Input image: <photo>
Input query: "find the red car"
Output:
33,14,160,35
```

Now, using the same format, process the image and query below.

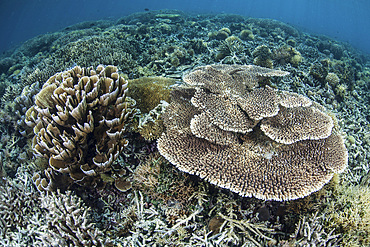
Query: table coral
158,64,348,201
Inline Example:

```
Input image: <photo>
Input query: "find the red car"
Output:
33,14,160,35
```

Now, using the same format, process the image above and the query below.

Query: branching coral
133,151,196,208
286,212,341,246
38,190,111,247
0,171,43,244
323,183,370,246
25,65,136,191
215,206,276,246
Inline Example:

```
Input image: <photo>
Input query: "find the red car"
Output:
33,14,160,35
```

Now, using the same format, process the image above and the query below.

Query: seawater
0,0,369,55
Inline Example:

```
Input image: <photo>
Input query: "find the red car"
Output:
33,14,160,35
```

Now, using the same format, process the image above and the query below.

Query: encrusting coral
158,64,348,201
25,65,136,191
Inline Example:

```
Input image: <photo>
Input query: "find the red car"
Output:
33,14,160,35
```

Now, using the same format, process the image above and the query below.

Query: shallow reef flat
0,9,370,246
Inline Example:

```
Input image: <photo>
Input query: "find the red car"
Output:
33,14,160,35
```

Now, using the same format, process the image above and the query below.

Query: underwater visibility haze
0,0,370,246
1,0,370,54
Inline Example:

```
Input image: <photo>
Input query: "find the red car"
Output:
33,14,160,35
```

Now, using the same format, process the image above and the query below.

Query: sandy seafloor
0,9,370,246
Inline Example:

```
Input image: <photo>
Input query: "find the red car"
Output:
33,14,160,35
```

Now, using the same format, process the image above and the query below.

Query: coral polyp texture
158,64,348,201
25,65,136,191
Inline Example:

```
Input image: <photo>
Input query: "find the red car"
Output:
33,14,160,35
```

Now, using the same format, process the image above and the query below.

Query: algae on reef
128,76,175,114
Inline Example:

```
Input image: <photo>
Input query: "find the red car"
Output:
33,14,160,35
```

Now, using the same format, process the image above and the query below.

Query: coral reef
283,212,341,246
209,27,231,40
239,29,255,41
158,64,348,201
0,9,369,246
325,72,340,87
309,60,329,82
0,169,112,246
133,100,168,141
127,76,174,141
26,65,136,191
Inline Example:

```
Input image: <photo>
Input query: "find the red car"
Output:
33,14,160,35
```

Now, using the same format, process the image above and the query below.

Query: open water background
0,0,369,55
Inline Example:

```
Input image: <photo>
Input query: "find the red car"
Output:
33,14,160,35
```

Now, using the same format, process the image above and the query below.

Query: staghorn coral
39,190,111,247
12,81,41,136
133,152,196,207
0,171,43,244
0,10,368,246
25,65,136,191
158,64,347,201
323,183,370,246
284,212,341,246
3,167,113,247
51,35,139,74
1,64,56,108
216,35,247,64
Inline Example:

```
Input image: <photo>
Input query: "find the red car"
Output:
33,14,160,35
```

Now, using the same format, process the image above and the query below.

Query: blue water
1,0,369,54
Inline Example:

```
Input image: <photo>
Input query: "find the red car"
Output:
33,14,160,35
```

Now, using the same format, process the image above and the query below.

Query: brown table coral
26,65,136,191
158,64,348,201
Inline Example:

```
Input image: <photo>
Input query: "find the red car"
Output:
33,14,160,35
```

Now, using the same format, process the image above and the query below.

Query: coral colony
158,65,347,201
0,10,369,246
